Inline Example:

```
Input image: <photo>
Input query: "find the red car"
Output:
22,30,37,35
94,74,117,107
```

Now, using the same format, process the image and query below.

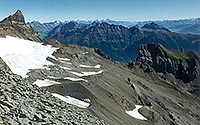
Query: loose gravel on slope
0,68,106,124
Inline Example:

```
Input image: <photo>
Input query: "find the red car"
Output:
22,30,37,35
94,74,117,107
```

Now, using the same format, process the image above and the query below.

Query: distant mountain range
27,21,64,38
27,18,200,38
137,18,200,34
27,18,200,63
43,21,200,63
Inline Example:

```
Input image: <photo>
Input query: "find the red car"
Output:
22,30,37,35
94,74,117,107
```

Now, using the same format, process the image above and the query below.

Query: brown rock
0,10,43,43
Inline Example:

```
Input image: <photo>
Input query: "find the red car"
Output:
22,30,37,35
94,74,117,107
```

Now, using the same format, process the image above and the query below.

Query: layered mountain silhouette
28,18,200,37
0,10,200,125
27,21,62,38
44,21,200,62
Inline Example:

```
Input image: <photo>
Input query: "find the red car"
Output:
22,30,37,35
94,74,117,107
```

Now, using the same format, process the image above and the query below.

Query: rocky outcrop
94,48,111,60
131,43,200,96
0,10,43,42
0,68,106,124
46,39,64,47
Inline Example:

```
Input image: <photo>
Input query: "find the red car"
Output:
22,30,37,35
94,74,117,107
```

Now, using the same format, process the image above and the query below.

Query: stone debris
0,68,106,124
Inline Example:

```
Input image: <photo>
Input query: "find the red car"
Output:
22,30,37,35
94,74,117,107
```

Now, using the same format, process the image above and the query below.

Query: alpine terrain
45,21,200,63
0,10,200,125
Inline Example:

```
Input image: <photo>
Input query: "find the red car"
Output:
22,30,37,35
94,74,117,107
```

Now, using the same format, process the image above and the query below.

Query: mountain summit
1,10,25,25
0,10,43,42
142,22,171,32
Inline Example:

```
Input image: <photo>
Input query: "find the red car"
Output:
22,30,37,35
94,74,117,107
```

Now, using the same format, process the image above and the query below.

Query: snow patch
82,70,104,76
125,105,147,120
64,77,88,82
71,70,104,77
59,58,70,61
0,36,57,77
49,55,57,60
84,99,91,103
83,52,89,55
33,79,61,87
79,64,101,68
52,93,90,108
48,76,87,82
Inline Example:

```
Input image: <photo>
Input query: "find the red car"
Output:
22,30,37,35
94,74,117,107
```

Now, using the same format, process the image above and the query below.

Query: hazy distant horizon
26,17,200,24
1,0,200,22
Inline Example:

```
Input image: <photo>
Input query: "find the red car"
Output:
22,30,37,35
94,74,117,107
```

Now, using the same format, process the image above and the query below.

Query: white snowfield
33,79,61,87
71,70,104,77
0,36,57,77
79,64,101,68
0,36,100,109
52,93,90,108
125,105,147,120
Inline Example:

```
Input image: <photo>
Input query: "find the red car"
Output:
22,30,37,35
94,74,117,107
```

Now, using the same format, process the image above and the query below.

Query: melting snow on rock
71,70,104,77
79,64,101,68
125,105,147,120
58,58,71,61
52,93,90,108
33,79,61,87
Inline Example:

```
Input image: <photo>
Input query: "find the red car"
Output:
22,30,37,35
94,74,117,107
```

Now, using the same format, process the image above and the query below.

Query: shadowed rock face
130,43,200,96
0,10,43,42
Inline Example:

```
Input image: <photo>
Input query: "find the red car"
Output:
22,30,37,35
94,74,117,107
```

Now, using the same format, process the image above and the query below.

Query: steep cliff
130,43,200,96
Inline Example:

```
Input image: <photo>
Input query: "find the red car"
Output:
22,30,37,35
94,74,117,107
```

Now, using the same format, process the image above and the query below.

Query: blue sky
0,0,200,22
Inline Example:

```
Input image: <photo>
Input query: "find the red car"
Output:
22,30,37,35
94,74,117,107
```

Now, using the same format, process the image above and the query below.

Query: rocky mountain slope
1,10,200,125
0,62,106,124
129,43,200,96
179,23,200,35
0,10,106,125
0,10,43,43
45,21,200,62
